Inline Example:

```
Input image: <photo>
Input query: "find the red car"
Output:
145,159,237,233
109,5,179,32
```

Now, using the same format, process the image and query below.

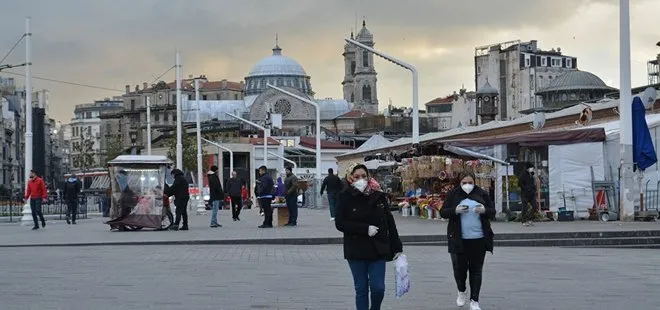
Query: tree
166,133,208,173
104,135,125,165
72,130,96,175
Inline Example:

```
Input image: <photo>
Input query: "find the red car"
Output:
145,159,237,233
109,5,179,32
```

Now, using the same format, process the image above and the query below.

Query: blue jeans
327,192,338,218
347,259,386,310
210,200,220,226
286,195,298,225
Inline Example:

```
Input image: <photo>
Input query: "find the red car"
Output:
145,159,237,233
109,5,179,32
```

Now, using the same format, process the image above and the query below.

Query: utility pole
175,52,183,169
619,0,635,220
20,17,33,225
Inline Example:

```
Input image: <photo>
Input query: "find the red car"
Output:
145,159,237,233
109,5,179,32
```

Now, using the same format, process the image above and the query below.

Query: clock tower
476,79,499,124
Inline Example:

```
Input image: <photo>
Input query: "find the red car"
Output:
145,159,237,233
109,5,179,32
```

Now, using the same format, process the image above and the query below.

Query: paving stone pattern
0,245,658,309
0,208,659,247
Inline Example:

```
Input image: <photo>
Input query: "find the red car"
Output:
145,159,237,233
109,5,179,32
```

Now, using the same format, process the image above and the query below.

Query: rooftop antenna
275,33,279,47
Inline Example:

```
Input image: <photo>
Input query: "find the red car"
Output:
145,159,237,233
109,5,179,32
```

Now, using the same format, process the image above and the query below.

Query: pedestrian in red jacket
25,169,48,230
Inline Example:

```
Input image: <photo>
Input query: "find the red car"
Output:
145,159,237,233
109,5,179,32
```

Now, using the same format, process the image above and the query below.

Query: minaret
353,20,378,114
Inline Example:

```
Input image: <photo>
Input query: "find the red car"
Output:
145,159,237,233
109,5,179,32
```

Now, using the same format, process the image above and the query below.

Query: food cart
105,155,172,231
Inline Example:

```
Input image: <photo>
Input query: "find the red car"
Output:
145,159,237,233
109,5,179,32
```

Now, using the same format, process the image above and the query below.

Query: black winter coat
207,172,224,201
439,186,496,254
336,186,403,261
225,177,242,197
164,174,189,203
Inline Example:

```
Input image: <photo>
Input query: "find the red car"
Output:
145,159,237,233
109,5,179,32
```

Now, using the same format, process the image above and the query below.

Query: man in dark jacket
518,162,538,226
255,165,274,228
207,166,224,228
321,168,342,221
62,174,82,224
164,169,190,231
225,170,243,221
283,166,299,226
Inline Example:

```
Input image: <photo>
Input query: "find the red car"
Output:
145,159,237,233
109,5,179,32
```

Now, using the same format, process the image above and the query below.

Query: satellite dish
641,87,657,109
531,112,545,130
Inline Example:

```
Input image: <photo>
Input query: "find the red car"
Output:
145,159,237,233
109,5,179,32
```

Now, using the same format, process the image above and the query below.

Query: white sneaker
330,217,335,221
456,291,468,307
470,300,481,310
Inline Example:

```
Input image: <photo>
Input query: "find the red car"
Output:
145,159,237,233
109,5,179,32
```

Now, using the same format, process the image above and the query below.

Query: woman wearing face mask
440,170,495,310
336,164,403,310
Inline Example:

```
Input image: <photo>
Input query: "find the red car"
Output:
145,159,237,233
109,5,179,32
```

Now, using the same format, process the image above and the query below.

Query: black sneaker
41,221,46,228
169,226,179,231
66,217,71,225
180,226,189,231
258,225,273,228
31,226,39,230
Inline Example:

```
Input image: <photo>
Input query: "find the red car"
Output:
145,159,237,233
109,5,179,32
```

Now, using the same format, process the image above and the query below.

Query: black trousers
66,200,78,222
230,196,243,219
520,194,537,222
450,238,487,302
174,197,189,227
259,198,273,227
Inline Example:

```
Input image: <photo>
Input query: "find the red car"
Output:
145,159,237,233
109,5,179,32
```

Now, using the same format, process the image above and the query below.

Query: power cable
0,34,26,66
0,70,123,92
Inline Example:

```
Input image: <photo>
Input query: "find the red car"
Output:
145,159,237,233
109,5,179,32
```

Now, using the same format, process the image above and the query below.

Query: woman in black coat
335,164,403,310
440,170,495,310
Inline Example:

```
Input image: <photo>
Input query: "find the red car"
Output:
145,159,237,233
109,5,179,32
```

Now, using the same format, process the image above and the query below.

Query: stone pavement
0,245,658,309
0,208,658,247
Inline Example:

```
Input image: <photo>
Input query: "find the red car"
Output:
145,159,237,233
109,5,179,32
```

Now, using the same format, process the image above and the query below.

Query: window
362,85,372,102
155,113,159,122
130,99,136,110
541,57,547,66
202,95,207,100
87,126,92,135
351,61,356,74
277,78,284,87
172,94,176,104
85,112,92,119
350,92,355,102
234,94,239,100
164,112,169,121
525,58,530,67
567,58,572,68
362,51,369,67
216,94,221,100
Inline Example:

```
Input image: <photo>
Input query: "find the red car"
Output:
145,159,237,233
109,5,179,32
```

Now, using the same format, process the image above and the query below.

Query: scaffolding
648,57,659,85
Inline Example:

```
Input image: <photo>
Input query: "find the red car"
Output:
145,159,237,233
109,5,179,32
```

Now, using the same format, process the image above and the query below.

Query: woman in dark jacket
336,164,403,310
440,170,495,310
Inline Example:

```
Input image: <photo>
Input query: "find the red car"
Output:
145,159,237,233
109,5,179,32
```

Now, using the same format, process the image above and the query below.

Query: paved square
0,245,658,309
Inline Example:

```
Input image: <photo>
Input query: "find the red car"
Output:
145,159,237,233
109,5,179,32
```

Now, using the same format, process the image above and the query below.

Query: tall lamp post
202,138,233,182
619,0,634,220
265,84,321,189
146,95,152,155
225,112,269,170
344,38,419,147
175,51,183,169
20,17,33,225
193,76,208,214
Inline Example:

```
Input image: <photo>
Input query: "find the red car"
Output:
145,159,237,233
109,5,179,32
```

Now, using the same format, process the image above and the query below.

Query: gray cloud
0,0,657,122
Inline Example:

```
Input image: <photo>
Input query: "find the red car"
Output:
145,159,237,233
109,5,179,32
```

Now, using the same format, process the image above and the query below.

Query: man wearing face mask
518,162,538,226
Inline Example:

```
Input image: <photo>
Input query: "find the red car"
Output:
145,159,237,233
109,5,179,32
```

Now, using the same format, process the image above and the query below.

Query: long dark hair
351,164,369,177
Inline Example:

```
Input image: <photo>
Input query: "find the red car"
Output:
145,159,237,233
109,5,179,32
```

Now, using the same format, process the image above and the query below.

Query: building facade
475,40,578,121
342,20,379,114
425,88,476,129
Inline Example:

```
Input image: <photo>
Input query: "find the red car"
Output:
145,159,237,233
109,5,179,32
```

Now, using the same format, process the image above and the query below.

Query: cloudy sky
0,0,659,123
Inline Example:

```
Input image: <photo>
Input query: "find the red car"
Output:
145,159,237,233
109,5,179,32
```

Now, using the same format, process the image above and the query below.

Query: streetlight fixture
266,83,322,208
225,112,269,170
202,138,233,182
268,151,297,170
193,75,208,215
344,38,420,146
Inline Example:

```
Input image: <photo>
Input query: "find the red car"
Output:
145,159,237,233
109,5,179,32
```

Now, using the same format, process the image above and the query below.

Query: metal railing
643,180,660,211
0,194,105,223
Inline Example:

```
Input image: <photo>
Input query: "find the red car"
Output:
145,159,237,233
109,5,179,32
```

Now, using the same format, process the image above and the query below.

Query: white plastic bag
394,254,410,299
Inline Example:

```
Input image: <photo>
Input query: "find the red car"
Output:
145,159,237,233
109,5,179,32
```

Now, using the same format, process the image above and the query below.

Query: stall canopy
444,128,606,147
108,155,172,165
364,159,397,170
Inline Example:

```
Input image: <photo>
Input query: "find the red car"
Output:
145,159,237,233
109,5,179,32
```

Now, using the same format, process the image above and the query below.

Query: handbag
371,195,397,261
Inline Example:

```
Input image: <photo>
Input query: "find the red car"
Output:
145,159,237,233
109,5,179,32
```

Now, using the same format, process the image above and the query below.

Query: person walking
165,169,190,231
25,169,48,230
207,165,224,228
283,166,299,226
62,174,82,224
321,168,342,221
440,170,495,310
255,165,274,228
336,164,403,310
225,170,244,221
518,162,538,226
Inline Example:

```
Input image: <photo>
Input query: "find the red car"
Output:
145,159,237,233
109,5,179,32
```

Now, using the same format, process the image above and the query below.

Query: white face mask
527,168,534,173
461,183,474,194
353,178,368,192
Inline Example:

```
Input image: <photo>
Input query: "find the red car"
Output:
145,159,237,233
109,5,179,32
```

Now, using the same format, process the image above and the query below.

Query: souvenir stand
395,155,496,220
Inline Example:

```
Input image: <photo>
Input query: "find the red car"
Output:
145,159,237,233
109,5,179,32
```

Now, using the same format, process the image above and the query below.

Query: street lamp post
175,51,183,170
225,112,269,170
146,96,152,155
202,138,233,182
268,151,297,170
20,17,33,225
193,76,208,215
344,38,419,146
266,84,322,208
619,0,635,220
